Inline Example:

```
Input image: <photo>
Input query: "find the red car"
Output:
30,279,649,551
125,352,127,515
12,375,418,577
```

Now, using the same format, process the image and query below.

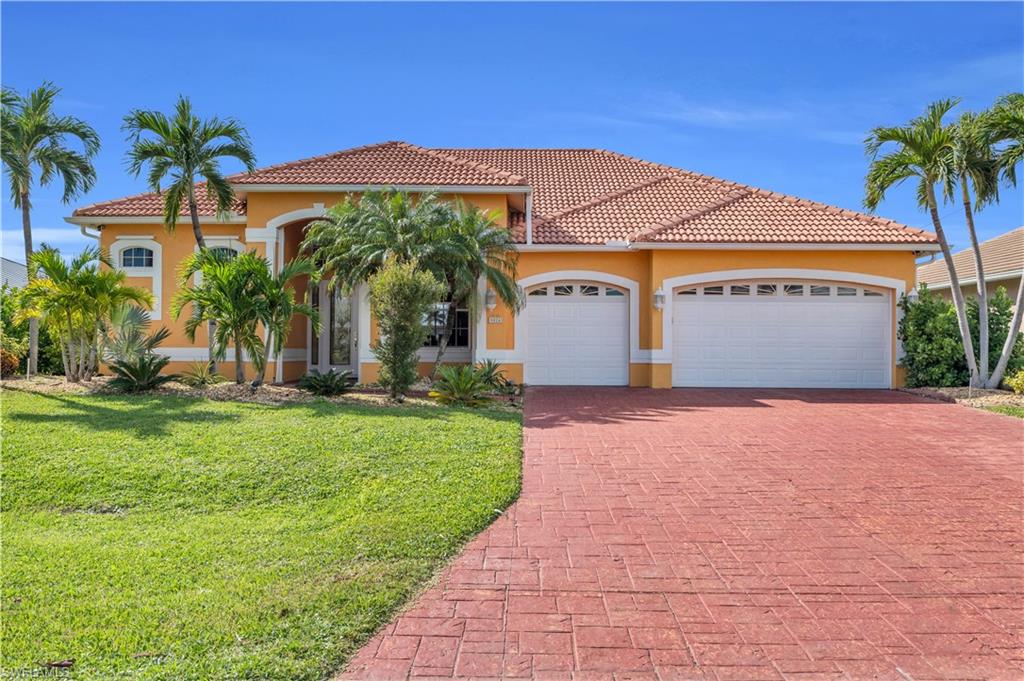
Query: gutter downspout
525,191,533,245
80,224,101,242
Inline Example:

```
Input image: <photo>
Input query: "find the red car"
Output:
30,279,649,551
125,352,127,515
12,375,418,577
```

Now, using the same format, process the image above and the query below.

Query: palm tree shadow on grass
4,391,240,438
4,390,520,438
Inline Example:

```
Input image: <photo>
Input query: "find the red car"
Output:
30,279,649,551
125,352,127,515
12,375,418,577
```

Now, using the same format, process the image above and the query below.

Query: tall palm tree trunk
987,272,1024,388
253,331,272,389
961,179,988,383
926,184,980,386
21,192,38,377
187,196,219,376
233,331,246,384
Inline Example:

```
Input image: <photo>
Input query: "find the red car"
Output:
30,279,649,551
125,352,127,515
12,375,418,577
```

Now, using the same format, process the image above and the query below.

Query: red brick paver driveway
342,389,1024,680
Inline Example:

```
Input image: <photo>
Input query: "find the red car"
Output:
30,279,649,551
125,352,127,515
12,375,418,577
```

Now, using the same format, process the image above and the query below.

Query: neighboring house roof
1,257,28,288
70,141,937,246
917,227,1024,289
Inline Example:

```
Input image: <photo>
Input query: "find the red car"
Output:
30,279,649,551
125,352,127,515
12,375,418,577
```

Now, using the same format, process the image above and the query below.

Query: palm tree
250,256,320,388
865,99,981,387
19,246,151,382
428,201,522,373
984,93,1024,388
1,83,100,376
172,250,265,385
947,111,1001,384
301,190,453,292
123,95,255,247
124,95,256,373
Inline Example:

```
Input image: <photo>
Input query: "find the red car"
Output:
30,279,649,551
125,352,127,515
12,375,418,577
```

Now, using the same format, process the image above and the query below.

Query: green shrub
899,285,1024,387
179,360,228,387
1005,370,1024,395
474,359,509,390
298,369,355,396
429,365,492,407
368,259,446,400
107,354,178,393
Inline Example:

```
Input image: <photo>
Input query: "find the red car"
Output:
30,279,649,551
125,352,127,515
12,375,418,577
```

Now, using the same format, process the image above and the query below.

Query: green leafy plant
899,285,1024,387
298,369,355,396
18,247,152,382
107,354,178,393
1005,370,1024,395
367,259,446,400
180,360,227,387
474,359,509,391
429,365,492,407
103,305,171,363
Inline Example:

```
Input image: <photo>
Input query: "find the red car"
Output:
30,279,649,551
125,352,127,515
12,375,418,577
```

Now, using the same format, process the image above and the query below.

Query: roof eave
232,183,532,193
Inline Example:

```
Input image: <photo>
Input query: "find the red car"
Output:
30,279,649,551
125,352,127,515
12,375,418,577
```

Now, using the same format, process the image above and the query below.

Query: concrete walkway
342,388,1024,680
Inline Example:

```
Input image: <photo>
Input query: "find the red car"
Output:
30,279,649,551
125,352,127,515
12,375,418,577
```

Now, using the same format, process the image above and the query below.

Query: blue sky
2,1,1021,262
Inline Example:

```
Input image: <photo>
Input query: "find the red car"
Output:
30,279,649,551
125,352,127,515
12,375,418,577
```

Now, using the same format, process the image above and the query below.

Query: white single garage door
525,282,629,385
672,281,891,388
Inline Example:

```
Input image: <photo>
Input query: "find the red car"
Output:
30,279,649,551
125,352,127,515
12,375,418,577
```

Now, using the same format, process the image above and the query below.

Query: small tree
172,250,265,384
250,257,320,389
367,259,445,400
19,247,151,382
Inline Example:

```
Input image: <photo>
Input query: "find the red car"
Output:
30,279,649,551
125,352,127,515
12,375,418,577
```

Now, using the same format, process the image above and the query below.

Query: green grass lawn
1,388,521,680
984,404,1024,419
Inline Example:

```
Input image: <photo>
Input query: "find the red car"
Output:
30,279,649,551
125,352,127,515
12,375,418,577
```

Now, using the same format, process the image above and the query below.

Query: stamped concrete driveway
342,388,1024,680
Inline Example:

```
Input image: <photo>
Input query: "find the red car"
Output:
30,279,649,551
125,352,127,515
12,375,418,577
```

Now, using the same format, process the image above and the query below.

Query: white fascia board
631,242,941,252
233,184,531,194
65,215,247,226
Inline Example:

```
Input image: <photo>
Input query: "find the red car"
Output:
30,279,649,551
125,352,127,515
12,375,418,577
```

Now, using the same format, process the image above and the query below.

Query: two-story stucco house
67,141,939,389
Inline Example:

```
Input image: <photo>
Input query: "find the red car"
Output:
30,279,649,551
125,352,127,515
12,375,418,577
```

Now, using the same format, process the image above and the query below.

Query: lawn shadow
3,390,241,438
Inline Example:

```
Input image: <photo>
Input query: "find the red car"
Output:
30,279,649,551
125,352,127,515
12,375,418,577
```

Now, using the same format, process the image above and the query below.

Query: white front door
525,282,629,386
672,281,891,388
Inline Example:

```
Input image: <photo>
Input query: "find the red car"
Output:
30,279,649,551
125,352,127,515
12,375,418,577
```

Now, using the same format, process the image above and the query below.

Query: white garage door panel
673,282,891,389
525,284,628,386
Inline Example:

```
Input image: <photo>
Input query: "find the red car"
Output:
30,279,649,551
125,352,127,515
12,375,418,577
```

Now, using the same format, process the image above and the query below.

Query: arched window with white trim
120,246,154,269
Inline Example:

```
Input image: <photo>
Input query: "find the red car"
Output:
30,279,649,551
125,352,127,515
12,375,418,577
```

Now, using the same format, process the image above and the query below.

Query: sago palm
1,82,100,376
946,111,1001,383
172,249,265,385
428,201,522,372
123,95,256,247
864,99,981,387
250,256,320,388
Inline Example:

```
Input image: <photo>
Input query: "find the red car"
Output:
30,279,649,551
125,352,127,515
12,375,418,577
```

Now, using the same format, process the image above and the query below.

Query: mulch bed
1,375,520,411
900,386,1024,409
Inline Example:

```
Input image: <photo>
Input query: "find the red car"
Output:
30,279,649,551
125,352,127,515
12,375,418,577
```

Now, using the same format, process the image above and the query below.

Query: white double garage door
524,279,891,388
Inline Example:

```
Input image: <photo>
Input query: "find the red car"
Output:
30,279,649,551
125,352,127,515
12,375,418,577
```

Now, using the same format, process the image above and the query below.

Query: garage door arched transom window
672,279,891,389
524,280,629,386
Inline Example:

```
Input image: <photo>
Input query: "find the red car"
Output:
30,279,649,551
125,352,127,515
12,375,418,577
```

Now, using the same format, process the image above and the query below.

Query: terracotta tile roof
917,227,1024,288
230,141,527,186
72,141,936,246
73,185,245,218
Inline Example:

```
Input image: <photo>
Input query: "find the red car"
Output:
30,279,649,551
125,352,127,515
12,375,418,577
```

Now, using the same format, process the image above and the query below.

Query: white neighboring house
917,227,1023,309
1,257,28,289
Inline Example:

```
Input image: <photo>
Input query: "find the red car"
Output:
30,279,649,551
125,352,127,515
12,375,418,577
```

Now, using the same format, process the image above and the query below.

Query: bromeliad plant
18,247,151,382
